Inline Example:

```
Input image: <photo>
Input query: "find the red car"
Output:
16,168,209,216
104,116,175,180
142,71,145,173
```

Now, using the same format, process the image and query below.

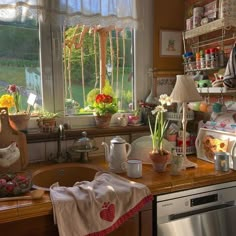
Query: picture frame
160,30,182,57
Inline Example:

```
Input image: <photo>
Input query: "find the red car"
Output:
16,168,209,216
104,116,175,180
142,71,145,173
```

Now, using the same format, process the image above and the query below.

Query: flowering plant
0,84,21,113
91,93,118,116
148,94,172,155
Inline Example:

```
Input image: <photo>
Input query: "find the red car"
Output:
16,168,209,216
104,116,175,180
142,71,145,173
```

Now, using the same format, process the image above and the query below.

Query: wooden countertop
1,156,236,224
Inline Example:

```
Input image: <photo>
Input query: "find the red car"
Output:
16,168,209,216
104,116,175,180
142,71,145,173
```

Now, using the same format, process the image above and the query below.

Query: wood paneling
153,0,185,73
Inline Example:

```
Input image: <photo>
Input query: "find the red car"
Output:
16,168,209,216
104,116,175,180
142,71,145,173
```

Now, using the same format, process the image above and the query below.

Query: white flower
151,105,167,115
159,94,172,106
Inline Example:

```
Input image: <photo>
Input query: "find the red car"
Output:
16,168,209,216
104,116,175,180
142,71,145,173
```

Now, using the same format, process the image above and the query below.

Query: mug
123,160,142,178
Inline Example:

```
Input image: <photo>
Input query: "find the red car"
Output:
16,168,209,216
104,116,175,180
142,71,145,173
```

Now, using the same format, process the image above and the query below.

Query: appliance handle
169,203,234,222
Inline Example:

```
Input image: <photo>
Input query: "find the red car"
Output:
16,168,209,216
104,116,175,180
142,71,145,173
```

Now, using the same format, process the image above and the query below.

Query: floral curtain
0,0,139,28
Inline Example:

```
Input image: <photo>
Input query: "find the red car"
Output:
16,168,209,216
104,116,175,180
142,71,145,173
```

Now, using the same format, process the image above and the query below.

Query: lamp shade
170,75,202,102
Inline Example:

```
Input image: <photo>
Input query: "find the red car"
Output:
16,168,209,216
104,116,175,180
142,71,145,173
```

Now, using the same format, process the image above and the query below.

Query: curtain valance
0,0,139,28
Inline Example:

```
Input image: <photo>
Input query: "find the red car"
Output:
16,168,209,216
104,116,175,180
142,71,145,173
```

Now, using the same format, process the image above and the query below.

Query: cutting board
0,108,29,173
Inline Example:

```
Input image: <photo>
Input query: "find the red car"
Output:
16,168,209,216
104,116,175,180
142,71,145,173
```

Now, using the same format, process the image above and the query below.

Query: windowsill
26,125,149,143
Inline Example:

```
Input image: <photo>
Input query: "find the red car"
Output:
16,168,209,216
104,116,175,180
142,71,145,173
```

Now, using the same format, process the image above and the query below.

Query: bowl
0,172,32,197
128,115,140,125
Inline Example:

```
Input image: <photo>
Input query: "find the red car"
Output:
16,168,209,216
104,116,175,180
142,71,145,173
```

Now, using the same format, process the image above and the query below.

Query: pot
102,136,132,173
149,151,170,172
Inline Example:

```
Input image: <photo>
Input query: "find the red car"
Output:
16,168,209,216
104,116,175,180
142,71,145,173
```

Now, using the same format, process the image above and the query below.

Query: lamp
170,75,202,168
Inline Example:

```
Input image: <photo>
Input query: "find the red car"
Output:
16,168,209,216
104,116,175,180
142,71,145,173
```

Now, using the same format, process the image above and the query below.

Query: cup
212,102,223,113
125,160,142,178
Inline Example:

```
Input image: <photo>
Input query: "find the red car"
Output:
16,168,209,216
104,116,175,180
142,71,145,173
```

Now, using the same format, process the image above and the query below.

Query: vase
9,113,30,133
149,151,170,172
94,114,112,128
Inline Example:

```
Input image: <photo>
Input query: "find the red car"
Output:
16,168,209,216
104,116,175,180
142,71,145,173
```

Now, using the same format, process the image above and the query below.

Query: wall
153,0,185,75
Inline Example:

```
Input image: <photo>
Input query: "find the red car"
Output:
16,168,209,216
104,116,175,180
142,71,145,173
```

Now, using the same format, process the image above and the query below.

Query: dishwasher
155,181,236,236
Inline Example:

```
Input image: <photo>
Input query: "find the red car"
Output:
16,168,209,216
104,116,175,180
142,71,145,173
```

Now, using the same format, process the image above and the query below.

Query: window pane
0,18,40,113
63,25,134,116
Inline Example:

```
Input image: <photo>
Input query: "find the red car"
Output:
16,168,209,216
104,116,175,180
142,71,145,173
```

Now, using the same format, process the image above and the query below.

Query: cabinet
0,204,153,236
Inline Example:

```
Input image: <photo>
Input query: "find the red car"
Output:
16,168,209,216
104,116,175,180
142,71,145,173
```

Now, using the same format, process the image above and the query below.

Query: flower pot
94,114,112,128
149,151,170,172
37,118,56,133
9,113,30,132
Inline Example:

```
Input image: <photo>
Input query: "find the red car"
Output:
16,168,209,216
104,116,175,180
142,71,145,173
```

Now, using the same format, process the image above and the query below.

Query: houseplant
90,93,118,128
148,94,172,172
0,84,30,132
36,110,59,132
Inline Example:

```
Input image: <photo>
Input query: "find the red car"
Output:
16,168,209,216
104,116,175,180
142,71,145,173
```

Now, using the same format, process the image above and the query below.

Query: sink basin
32,163,101,190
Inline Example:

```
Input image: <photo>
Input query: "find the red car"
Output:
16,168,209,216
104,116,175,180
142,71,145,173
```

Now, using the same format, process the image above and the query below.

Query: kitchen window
0,1,153,127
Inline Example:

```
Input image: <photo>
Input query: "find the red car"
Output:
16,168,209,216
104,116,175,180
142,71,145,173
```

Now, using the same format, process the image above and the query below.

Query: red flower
7,84,18,93
95,94,113,104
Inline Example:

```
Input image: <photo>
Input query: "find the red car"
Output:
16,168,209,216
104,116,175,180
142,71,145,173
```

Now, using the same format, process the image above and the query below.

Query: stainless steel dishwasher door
158,204,236,236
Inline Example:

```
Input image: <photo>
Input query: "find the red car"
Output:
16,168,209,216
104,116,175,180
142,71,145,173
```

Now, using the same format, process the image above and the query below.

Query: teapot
102,136,132,173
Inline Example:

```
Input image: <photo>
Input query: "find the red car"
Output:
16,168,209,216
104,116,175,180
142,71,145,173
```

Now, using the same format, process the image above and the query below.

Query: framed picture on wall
160,30,182,57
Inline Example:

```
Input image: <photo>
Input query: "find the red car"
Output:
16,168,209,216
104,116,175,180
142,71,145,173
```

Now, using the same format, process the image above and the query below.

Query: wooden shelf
184,17,236,39
197,87,236,94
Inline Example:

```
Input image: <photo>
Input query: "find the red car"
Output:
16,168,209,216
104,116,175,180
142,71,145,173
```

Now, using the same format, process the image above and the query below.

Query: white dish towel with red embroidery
50,171,153,236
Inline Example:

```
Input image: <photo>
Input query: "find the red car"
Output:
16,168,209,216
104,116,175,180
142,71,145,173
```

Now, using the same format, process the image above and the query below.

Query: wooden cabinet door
108,213,139,236
140,202,153,236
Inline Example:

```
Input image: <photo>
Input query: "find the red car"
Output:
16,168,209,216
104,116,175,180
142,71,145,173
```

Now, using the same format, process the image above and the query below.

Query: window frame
37,1,153,128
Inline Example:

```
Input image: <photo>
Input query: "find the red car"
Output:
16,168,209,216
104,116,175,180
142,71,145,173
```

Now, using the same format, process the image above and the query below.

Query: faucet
56,124,66,163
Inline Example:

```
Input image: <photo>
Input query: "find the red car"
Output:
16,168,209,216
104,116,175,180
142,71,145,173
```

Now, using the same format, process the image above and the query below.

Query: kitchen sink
32,163,101,190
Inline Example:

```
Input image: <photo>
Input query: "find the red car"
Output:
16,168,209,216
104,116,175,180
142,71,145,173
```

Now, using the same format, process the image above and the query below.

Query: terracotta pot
9,113,30,132
149,151,170,172
94,114,112,128
37,118,56,133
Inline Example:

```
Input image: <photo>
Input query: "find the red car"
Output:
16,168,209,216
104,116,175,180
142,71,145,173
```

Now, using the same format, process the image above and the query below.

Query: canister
193,7,204,28
214,152,230,172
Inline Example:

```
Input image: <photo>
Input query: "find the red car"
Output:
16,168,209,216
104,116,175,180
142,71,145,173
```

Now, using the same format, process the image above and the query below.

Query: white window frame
33,1,153,129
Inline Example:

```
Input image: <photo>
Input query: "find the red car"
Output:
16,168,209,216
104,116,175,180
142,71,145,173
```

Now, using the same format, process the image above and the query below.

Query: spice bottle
219,49,225,67
205,49,211,68
200,50,205,69
196,52,201,70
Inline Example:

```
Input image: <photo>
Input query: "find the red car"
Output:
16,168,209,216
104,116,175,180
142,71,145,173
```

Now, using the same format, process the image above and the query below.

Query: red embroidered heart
100,203,115,222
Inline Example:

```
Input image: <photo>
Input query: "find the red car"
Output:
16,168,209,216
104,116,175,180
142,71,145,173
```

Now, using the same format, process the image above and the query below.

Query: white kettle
102,136,132,173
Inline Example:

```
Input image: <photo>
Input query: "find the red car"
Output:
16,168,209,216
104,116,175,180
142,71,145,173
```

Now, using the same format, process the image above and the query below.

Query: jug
102,136,132,173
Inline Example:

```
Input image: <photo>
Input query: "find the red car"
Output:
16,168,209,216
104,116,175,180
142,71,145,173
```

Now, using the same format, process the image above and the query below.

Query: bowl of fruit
0,172,32,197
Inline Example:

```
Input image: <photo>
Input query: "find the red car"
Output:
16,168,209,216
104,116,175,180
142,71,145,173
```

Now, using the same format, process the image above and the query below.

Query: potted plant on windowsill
148,94,172,172
90,93,118,128
0,84,30,132
36,110,59,133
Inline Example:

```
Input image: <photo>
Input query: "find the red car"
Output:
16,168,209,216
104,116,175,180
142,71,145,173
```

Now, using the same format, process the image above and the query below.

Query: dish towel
50,171,153,236
223,44,236,88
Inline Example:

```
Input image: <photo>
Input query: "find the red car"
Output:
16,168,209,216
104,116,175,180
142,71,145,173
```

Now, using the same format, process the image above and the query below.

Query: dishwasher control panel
191,193,218,207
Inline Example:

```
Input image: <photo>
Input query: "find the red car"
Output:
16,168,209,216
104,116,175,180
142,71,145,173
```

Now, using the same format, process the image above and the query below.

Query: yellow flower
0,94,15,109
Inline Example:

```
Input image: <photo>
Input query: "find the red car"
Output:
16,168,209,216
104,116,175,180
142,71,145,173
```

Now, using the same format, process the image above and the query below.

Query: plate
128,123,143,127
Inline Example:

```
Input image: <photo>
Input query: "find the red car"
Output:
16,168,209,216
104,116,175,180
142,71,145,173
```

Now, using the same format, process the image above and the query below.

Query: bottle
209,48,217,68
219,49,225,67
205,49,211,68
195,52,201,70
200,50,205,69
